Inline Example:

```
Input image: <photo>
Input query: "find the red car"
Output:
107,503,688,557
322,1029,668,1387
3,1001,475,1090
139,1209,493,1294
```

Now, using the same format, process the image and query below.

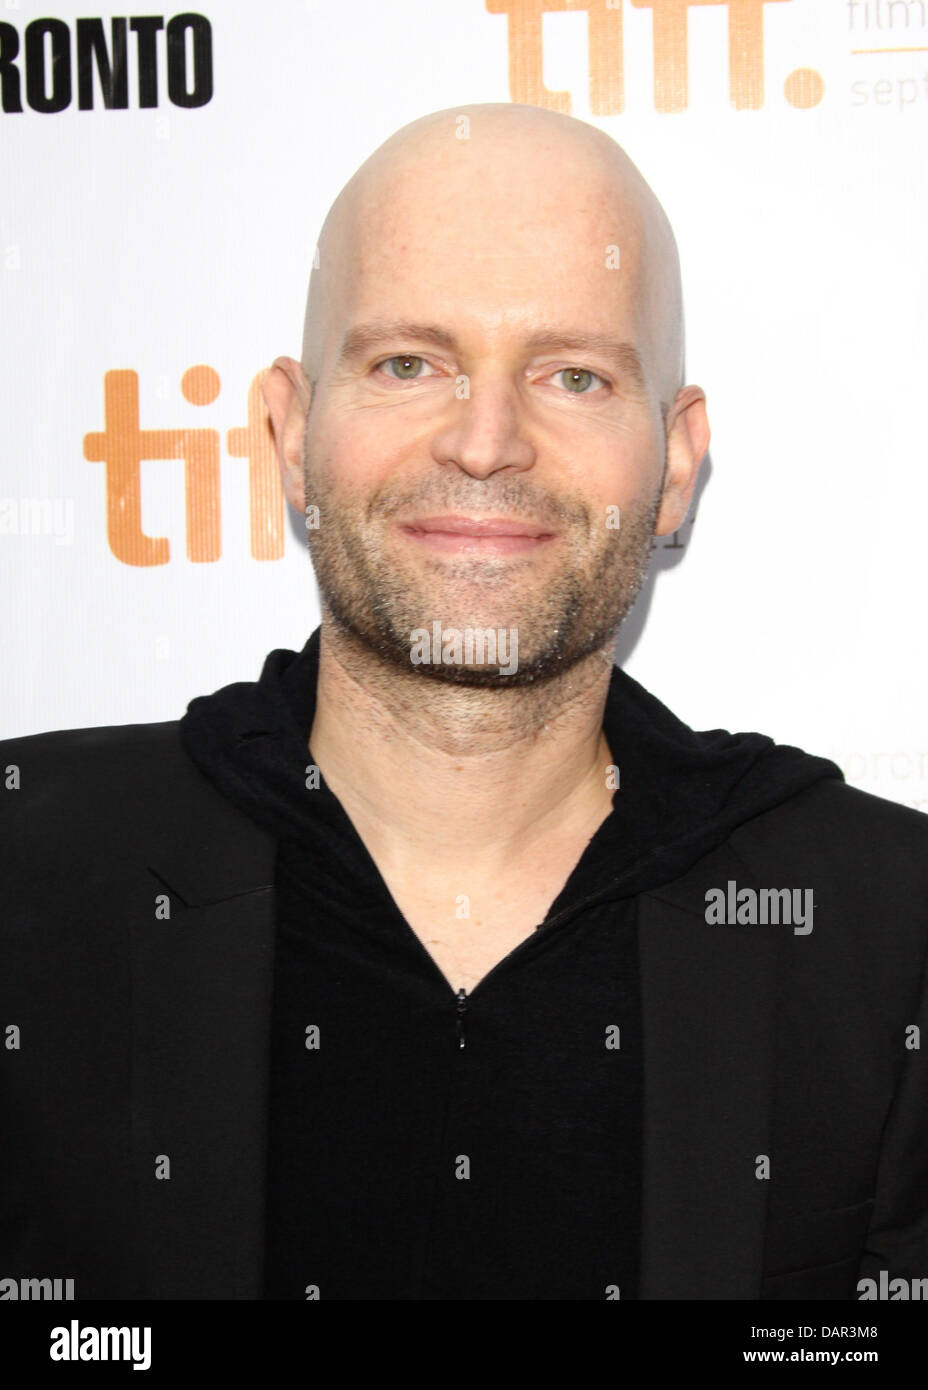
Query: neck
307,618,617,876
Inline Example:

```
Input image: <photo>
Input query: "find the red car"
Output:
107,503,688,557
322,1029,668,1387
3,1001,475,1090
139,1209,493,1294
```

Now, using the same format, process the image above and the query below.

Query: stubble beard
302,443,663,690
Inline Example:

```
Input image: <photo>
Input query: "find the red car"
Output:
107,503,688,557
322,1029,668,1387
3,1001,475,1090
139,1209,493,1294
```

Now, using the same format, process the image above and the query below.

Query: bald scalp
301,103,684,411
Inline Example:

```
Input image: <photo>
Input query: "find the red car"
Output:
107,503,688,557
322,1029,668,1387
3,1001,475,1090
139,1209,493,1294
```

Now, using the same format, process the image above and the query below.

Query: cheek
565,433,662,520
309,409,409,495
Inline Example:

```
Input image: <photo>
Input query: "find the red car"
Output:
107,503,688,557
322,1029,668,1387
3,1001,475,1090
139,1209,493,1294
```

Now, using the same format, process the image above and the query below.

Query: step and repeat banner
1,0,925,809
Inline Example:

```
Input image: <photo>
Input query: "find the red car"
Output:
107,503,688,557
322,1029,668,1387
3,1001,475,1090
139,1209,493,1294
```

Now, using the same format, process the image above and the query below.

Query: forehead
335,151,648,343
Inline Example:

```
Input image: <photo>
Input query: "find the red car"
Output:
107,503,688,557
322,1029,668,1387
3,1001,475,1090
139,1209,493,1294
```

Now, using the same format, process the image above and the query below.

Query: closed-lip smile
396,515,558,554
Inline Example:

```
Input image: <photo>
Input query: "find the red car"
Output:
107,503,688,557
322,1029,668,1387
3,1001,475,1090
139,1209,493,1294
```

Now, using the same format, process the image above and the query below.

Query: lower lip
397,526,556,555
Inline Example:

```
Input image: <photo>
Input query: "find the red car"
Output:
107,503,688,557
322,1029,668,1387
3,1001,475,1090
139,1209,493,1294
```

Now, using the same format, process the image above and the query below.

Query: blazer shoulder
0,717,183,761
729,777,928,960
0,719,201,814
734,776,928,857
0,716,259,834
0,718,276,906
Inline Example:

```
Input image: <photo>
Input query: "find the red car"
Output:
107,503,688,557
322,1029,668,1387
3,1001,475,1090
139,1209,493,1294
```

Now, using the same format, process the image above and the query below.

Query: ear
261,356,313,514
654,385,710,537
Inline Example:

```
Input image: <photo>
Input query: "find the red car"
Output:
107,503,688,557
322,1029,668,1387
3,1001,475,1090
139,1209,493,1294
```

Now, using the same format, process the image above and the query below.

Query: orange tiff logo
83,365,283,566
486,0,823,114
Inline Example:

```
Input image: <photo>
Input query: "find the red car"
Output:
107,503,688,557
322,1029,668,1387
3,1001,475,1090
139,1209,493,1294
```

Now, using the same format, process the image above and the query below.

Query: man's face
301,148,669,687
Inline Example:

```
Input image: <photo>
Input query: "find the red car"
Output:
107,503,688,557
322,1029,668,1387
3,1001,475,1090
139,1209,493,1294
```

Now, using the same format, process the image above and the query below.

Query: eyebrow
335,321,649,392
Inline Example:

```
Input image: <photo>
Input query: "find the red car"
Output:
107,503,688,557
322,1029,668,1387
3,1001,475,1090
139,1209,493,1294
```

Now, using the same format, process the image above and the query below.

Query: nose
429,375,537,480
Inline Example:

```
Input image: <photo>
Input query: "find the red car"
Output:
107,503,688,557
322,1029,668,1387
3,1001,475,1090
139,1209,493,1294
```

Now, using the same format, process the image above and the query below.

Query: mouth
396,514,558,555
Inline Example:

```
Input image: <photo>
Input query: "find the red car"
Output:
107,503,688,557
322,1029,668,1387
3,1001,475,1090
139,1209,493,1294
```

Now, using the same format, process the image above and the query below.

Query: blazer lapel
637,839,783,1298
129,770,278,1298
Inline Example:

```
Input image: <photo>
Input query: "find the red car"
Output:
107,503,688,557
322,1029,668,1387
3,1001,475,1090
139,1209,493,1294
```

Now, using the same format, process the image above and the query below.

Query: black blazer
1,720,927,1300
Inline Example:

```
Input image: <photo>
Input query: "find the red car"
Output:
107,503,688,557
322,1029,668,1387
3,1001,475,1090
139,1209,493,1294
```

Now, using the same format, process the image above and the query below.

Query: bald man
263,102,703,998
1,105,927,1303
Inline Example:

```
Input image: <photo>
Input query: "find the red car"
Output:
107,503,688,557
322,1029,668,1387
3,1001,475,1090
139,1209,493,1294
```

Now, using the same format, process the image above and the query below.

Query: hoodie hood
179,625,844,909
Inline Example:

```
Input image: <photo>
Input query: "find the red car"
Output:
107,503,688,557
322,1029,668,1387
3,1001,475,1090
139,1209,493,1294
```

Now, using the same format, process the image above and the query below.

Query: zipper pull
455,986,468,1049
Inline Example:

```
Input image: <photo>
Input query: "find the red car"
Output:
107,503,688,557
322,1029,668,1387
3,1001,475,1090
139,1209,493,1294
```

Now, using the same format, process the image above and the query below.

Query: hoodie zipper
451,910,594,1050
449,892,632,1051
455,987,468,1049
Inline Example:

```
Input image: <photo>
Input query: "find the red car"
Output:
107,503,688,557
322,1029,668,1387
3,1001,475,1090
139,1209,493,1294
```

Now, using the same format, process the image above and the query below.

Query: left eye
551,367,606,394
378,355,436,380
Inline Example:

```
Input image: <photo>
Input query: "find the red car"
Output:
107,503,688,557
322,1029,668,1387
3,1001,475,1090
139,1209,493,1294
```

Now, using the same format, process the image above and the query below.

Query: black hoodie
178,625,843,1301
180,625,843,912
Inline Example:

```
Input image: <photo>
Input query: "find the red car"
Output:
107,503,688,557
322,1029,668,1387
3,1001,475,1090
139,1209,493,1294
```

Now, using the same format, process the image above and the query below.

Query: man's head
264,103,709,687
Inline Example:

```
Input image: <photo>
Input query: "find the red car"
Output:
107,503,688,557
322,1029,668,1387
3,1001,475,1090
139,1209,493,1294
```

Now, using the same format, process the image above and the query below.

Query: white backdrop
1,0,925,811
